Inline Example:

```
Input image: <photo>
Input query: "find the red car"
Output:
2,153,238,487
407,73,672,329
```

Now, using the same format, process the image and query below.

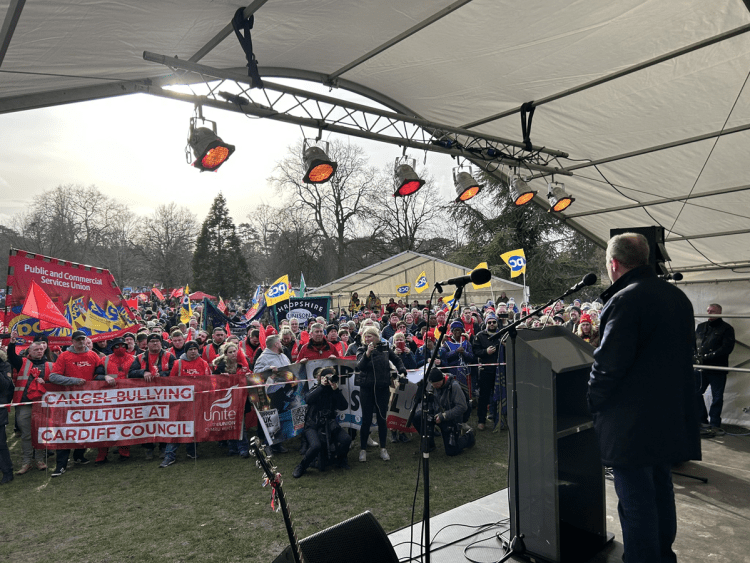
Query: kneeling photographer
413,368,475,456
293,367,351,478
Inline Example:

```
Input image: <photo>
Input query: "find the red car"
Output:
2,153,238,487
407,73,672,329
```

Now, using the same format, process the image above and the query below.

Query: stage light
393,157,425,197
453,168,482,202
187,117,235,172
510,174,537,206
547,182,575,212
303,142,337,184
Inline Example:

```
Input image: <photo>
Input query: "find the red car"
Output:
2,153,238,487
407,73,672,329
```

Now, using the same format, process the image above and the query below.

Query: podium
506,326,613,563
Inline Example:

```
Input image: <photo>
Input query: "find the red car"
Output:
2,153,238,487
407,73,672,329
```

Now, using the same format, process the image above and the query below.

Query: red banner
5,249,139,345
31,376,248,449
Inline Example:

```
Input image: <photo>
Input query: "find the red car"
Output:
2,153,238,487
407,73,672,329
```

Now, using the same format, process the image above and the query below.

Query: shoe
0,474,13,485
74,457,90,465
367,437,379,447
270,444,288,454
700,427,716,438
380,448,390,461
94,458,109,466
359,449,367,462
337,459,351,470
36,460,47,471
16,463,33,475
466,429,476,448
461,423,472,434
477,423,486,431
710,426,726,436
292,464,306,478
390,431,399,443
239,450,250,459
51,467,66,477
159,457,175,468
228,450,238,457
144,449,154,461
398,432,410,443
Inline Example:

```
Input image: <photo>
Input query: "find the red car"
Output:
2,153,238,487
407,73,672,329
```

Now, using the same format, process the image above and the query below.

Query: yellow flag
500,249,526,278
414,271,428,293
396,283,410,297
265,275,291,306
469,262,492,289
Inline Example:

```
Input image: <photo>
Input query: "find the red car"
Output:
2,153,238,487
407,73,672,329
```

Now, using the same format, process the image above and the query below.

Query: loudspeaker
609,225,670,275
272,511,398,563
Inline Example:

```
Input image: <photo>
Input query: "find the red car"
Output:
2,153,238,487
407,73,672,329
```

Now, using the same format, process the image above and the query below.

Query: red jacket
98,353,135,379
170,357,212,378
204,342,249,368
51,350,100,381
294,340,340,362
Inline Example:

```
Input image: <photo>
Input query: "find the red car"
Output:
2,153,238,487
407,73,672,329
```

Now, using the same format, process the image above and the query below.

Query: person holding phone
356,327,407,462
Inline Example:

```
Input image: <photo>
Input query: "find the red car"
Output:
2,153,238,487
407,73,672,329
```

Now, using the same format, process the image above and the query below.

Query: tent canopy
3,1,750,282
307,251,525,308
189,291,216,301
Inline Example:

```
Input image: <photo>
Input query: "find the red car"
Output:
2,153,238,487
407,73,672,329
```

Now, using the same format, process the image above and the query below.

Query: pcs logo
416,276,427,287
397,285,409,294
507,256,526,272
267,283,288,298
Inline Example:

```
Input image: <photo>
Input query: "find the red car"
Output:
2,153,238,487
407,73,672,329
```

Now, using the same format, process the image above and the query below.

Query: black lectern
506,326,614,563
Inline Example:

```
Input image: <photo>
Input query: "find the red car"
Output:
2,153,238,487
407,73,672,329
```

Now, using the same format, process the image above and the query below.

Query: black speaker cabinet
507,326,613,563
273,511,398,563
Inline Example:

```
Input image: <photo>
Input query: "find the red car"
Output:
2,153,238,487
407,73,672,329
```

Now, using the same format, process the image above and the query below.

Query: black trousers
301,426,351,469
359,386,390,449
0,424,13,477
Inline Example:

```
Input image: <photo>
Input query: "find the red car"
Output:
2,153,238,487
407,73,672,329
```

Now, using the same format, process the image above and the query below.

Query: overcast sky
0,88,457,229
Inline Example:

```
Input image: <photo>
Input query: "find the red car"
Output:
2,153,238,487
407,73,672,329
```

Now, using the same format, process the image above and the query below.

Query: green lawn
2,413,509,563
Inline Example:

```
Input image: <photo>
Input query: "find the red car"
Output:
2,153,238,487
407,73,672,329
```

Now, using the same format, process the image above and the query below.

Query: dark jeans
477,369,496,424
612,464,677,563
301,426,351,469
360,386,390,450
0,424,13,477
55,448,86,470
698,369,727,427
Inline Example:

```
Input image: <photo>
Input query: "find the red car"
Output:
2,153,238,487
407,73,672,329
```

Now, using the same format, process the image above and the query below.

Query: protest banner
272,297,331,327
5,248,139,345
32,375,247,449
386,368,423,434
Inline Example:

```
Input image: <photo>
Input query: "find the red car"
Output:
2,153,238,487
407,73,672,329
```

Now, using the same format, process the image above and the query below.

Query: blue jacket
588,265,701,466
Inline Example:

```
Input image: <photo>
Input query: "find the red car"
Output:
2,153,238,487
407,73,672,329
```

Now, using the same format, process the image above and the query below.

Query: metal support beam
0,0,26,67
462,22,750,129
327,0,472,81
525,120,750,180
666,227,750,243
677,260,750,272
564,183,750,219
189,0,271,63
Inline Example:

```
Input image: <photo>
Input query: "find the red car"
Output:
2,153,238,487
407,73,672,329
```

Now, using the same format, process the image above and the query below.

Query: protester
473,313,503,430
212,342,251,458
254,335,293,455
1,350,15,484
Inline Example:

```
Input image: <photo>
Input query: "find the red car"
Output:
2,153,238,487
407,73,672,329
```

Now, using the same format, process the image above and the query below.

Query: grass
2,412,509,563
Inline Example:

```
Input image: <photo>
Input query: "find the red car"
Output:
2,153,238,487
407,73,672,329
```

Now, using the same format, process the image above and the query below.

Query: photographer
293,367,352,478
356,326,407,462
413,368,475,456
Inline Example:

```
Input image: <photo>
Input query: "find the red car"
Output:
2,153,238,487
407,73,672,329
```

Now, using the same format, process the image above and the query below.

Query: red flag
217,297,227,314
22,281,72,330
152,287,165,301
125,298,138,309
258,324,267,349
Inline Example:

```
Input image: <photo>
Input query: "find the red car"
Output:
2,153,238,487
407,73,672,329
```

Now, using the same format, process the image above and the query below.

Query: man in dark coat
695,303,735,434
588,232,700,563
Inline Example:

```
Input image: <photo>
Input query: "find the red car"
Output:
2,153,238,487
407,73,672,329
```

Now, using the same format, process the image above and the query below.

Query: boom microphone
437,268,492,287
567,273,597,294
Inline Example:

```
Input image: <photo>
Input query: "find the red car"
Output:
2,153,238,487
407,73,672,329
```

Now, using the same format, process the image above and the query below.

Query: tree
270,140,378,277
137,203,198,288
192,193,250,297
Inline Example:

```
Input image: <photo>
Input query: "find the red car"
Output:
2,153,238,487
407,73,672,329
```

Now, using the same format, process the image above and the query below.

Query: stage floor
388,428,750,562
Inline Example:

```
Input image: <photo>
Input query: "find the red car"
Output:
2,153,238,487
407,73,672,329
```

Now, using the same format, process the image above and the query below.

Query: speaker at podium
506,326,614,563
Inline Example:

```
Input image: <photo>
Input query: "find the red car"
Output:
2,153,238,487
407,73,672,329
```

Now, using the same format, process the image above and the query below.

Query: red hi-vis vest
102,354,133,378
174,358,210,378
13,358,53,404
138,351,172,376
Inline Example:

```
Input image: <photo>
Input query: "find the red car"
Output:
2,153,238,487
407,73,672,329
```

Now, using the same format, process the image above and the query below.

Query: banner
6,249,139,345
202,297,250,335
386,369,423,434
244,285,266,323
396,283,410,297
273,297,331,327
265,275,291,307
415,271,429,293
31,375,248,449
500,248,526,278
298,273,306,298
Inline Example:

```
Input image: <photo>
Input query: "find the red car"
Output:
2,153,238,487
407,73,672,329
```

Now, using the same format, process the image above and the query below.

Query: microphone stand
491,281,593,562
407,282,465,563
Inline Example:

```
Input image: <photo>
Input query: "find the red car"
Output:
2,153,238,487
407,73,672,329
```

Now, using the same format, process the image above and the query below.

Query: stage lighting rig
453,166,482,202
186,108,235,172
393,156,425,197
302,140,337,184
509,174,537,206
547,181,575,212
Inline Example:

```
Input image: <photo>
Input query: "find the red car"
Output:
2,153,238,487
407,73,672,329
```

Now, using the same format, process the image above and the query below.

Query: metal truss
141,51,570,175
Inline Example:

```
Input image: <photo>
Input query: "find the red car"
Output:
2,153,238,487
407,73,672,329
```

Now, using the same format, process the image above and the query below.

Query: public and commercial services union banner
31,376,248,449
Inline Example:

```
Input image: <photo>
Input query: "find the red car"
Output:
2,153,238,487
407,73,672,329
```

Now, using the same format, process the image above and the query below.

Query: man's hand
144,371,154,382
271,366,278,372
488,346,497,355
105,375,117,387
366,342,375,357
299,358,308,364
72,378,85,386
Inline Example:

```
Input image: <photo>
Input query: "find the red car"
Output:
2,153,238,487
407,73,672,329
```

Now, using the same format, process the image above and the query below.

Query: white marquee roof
3,0,750,282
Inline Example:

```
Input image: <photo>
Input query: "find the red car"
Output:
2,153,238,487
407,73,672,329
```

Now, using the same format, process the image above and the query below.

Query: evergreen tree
192,193,250,297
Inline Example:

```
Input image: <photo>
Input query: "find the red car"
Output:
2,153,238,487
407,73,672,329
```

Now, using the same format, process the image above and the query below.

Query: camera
324,373,340,384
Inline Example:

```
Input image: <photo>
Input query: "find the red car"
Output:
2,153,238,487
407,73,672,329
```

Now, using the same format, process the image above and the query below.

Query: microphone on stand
436,268,491,288
564,273,598,296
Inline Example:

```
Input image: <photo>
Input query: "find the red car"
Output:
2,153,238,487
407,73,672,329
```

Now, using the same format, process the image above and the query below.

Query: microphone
437,268,492,287
567,273,597,294
659,272,683,281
